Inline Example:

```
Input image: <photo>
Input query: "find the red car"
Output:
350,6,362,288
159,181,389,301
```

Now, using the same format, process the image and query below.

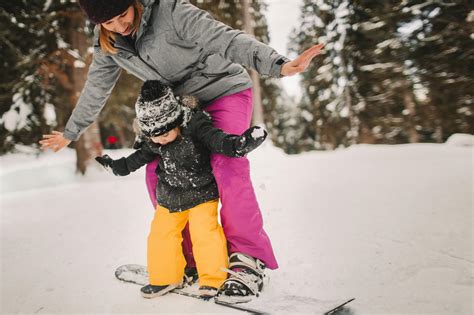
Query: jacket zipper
200,71,230,79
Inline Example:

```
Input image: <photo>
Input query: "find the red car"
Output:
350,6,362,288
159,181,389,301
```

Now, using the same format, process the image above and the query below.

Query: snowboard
115,264,355,315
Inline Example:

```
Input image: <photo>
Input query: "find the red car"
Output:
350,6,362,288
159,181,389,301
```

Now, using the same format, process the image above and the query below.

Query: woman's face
101,5,135,36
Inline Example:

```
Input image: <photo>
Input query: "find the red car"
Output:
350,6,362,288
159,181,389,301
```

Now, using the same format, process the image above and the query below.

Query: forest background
1,0,472,173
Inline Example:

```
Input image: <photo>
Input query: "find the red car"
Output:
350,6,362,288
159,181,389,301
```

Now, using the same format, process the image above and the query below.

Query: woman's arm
40,50,121,151
63,51,122,142
170,1,323,78
169,1,288,78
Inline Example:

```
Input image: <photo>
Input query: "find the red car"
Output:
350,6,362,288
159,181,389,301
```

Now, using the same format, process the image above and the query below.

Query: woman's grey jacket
64,0,289,141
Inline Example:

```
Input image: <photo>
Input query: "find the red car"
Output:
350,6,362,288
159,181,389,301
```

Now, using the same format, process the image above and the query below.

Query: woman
39,0,323,303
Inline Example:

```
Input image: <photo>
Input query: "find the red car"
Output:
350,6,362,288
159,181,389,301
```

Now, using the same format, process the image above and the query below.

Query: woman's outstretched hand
39,131,71,152
280,43,324,77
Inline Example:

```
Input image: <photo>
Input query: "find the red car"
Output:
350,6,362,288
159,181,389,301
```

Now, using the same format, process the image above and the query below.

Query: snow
445,133,474,147
467,10,474,22
398,19,424,36
74,60,86,68
1,142,473,314
1,92,33,132
359,21,386,31
360,63,396,71
43,103,57,126
251,127,266,139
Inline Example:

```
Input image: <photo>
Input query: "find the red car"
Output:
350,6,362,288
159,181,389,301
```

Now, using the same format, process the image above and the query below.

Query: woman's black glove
234,126,267,157
95,154,130,176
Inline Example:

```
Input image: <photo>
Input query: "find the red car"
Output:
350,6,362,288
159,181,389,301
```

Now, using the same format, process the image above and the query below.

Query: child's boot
141,282,181,298
199,286,218,299
183,266,198,286
215,252,267,304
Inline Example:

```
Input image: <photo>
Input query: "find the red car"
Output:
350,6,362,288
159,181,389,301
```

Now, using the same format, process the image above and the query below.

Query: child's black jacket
113,110,242,212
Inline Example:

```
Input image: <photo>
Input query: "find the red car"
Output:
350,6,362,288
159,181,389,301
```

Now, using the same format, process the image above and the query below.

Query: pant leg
204,88,278,269
148,205,189,285
146,159,196,268
188,200,228,288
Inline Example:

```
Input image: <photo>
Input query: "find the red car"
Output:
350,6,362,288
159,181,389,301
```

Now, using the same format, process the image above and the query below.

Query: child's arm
95,146,157,176
190,111,267,157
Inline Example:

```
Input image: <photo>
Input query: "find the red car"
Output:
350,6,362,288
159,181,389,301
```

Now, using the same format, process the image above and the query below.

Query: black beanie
78,0,135,24
135,81,185,137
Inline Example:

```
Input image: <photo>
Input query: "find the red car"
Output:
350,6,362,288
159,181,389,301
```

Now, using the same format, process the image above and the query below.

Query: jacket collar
136,0,157,41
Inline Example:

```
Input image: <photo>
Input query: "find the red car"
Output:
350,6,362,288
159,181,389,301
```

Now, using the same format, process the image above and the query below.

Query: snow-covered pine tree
1,0,103,174
288,0,356,150
0,1,58,153
350,1,422,144
399,1,474,141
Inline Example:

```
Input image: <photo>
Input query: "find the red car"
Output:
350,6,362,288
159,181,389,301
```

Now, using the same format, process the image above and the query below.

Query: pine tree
288,0,356,150
0,0,103,173
350,1,421,144
0,1,57,153
286,0,472,153
399,0,474,141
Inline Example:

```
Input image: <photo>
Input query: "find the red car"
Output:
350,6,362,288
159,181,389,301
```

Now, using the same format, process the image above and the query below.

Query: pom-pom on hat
135,81,185,138
78,0,134,24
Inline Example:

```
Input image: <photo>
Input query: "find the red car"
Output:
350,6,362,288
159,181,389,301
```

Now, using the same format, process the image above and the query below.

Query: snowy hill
1,141,473,314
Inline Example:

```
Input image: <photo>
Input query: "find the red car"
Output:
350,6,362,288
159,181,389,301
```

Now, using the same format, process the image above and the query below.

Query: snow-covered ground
1,140,473,314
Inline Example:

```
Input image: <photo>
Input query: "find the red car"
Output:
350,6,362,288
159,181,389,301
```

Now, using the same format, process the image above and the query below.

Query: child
96,80,267,298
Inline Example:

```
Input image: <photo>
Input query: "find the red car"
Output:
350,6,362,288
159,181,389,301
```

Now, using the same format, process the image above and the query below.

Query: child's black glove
234,126,267,157
95,154,130,176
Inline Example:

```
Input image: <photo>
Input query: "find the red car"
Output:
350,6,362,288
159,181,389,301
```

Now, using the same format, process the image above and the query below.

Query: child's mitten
95,155,130,176
234,126,267,157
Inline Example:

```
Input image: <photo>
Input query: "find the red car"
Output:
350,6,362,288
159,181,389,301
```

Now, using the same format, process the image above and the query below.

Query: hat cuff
145,112,184,138
80,0,134,24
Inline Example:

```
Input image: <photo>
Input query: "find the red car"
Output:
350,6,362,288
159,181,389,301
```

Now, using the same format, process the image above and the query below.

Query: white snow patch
43,103,57,126
44,0,53,11
1,144,472,314
398,19,423,35
301,110,313,122
74,60,86,68
1,93,33,131
467,10,474,22
251,127,266,139
445,133,474,147
360,63,396,71
360,20,385,31
57,37,68,49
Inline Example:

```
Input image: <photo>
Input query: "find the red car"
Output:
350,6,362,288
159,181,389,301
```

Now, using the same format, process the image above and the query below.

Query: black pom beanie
135,81,185,137
78,0,135,24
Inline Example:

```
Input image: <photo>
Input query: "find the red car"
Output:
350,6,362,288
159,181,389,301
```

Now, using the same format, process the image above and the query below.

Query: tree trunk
68,10,103,174
403,91,420,143
242,0,264,126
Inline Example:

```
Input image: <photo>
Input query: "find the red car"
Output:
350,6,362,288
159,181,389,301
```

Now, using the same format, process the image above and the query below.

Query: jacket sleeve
113,144,158,176
188,111,241,157
63,50,122,141
169,0,289,78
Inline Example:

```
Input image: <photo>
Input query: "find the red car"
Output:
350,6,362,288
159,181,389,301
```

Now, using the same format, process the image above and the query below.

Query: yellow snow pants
147,200,228,288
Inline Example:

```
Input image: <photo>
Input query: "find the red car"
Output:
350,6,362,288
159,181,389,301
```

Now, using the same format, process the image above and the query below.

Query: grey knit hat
135,81,185,137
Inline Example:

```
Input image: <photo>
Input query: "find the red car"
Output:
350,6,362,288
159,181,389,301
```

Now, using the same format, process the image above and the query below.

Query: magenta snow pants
145,88,278,269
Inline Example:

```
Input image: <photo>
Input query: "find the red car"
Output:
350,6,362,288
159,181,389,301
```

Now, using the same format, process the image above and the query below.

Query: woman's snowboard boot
215,252,267,304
